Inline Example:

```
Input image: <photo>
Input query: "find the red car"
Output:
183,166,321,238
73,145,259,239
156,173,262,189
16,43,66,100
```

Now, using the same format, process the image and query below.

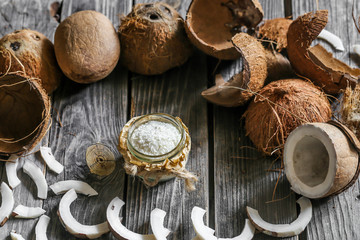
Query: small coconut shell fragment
287,10,360,94
201,32,267,107
259,18,292,51
119,2,192,75
185,0,263,60
86,144,115,177
244,79,331,155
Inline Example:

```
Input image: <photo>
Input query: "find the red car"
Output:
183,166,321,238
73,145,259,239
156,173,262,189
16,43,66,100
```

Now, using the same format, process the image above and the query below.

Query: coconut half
50,180,98,196
106,197,155,240
58,189,109,239
246,197,312,237
150,208,171,240
5,155,21,189
12,205,46,219
185,0,263,59
0,182,14,226
23,161,48,199
35,215,50,240
10,230,25,240
284,122,359,198
201,32,267,107
287,10,360,94
40,146,64,174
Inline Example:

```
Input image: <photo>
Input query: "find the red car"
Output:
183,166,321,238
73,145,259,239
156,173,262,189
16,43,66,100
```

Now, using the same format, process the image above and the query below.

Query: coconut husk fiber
0,73,50,158
244,79,331,155
259,18,292,51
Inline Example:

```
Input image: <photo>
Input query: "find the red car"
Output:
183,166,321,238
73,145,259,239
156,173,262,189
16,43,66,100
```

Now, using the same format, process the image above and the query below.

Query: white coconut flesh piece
150,208,171,240
35,215,50,240
12,205,46,218
5,155,21,189
23,161,48,199
246,197,312,237
106,197,155,240
50,180,98,196
284,122,358,198
0,182,14,226
40,146,64,174
317,29,345,51
58,189,109,239
10,230,25,240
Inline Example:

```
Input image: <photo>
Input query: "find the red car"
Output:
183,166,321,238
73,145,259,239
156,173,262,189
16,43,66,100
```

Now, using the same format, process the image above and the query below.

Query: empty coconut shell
244,79,331,155
185,0,263,60
0,29,62,94
0,74,50,158
287,10,360,94
119,2,192,75
201,32,267,107
258,18,292,51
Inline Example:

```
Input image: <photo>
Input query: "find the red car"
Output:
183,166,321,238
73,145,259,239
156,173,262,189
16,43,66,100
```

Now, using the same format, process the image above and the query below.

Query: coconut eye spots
10,42,20,51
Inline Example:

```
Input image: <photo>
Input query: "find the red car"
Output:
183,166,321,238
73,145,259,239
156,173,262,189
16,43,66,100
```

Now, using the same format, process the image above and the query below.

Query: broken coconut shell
284,121,360,198
264,49,294,83
287,10,360,94
244,79,331,155
0,74,50,158
185,0,263,60
201,32,267,107
0,29,62,94
258,18,292,52
54,10,120,83
119,2,192,75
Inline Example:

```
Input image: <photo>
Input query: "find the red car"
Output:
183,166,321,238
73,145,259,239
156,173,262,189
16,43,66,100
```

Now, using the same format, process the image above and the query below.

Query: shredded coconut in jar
129,120,181,155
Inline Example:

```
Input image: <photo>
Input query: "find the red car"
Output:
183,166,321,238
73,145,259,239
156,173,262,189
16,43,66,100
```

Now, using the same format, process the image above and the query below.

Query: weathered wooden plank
123,1,209,239
0,0,57,239
292,1,360,240
213,1,298,239
42,0,131,239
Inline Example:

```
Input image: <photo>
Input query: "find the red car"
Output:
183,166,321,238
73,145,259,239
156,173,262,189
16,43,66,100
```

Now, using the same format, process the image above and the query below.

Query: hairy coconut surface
0,74,50,157
119,2,192,75
0,29,62,94
185,0,263,60
264,49,294,82
54,10,120,83
201,32,267,107
244,79,331,155
259,18,292,51
287,10,360,94
341,85,360,139
284,122,359,198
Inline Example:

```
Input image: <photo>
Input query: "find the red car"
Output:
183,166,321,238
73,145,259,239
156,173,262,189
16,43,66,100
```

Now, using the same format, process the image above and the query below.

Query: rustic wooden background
0,0,359,239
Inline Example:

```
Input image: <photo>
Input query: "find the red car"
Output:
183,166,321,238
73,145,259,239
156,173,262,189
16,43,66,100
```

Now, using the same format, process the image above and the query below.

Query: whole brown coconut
54,10,120,83
244,79,331,155
0,74,50,158
258,18,292,52
0,29,62,94
119,2,192,75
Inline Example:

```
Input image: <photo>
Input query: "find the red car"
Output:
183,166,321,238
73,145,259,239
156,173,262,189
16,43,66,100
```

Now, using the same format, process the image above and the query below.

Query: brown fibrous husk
0,29,62,94
287,10,360,94
259,18,292,51
185,0,263,60
244,79,331,155
0,73,50,158
119,2,192,75
340,84,360,140
201,32,267,107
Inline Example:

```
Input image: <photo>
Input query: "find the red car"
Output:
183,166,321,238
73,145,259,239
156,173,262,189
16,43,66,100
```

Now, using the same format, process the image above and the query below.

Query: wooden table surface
0,0,359,239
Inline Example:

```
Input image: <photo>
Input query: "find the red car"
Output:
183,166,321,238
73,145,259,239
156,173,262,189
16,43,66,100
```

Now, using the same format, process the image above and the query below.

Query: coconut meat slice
50,180,98,196
247,197,312,237
12,205,46,218
106,197,155,240
23,161,48,199
40,146,64,174
35,215,50,240
10,230,25,240
58,189,109,239
317,29,345,51
150,208,171,240
0,182,14,226
218,219,255,240
191,207,217,240
5,155,21,189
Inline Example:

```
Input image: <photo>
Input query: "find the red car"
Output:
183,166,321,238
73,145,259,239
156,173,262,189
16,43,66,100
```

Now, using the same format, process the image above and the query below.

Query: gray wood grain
292,1,360,240
212,1,298,239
